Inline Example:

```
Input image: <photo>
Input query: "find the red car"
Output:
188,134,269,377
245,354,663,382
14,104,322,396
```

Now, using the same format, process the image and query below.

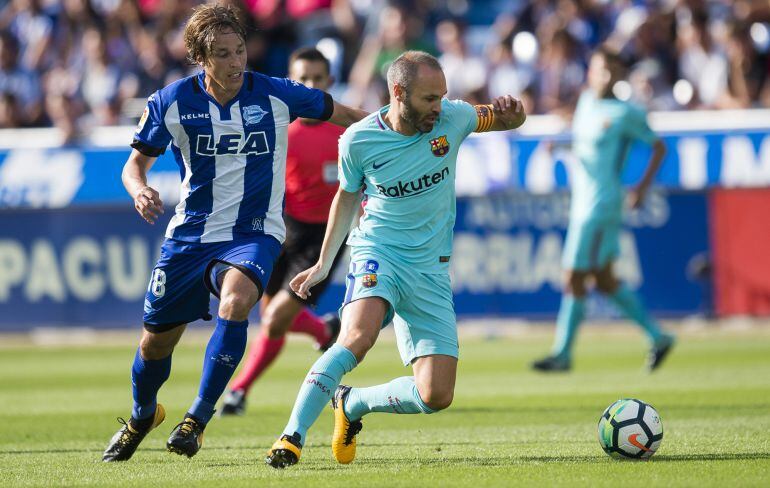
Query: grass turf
1,325,769,487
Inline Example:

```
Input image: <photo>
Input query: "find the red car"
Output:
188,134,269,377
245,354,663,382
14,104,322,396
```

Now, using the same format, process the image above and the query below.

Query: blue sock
552,295,586,361
189,317,248,424
131,348,171,420
343,376,435,421
609,285,664,344
282,344,357,444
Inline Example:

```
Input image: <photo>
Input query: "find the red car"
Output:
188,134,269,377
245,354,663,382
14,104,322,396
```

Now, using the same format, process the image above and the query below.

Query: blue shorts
143,235,281,331
340,251,457,366
562,217,620,271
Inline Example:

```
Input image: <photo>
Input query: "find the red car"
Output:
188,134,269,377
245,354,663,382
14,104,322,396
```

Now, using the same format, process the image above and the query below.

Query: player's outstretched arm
290,187,361,299
122,149,164,225
628,139,666,209
326,100,369,128
475,95,527,132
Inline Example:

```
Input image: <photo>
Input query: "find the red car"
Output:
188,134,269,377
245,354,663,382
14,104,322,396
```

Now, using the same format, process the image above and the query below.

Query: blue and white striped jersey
132,71,333,243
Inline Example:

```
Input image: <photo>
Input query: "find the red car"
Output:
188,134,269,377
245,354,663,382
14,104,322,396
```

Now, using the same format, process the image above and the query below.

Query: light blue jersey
570,90,658,223
338,98,478,273
337,98,479,365
563,90,659,271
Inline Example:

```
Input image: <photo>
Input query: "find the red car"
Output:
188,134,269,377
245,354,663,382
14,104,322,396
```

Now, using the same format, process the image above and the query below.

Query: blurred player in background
532,47,675,373
265,51,527,468
102,4,366,462
219,48,346,417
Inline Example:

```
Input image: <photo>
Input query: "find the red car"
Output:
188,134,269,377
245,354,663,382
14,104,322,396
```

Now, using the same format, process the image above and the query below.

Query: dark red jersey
285,120,345,223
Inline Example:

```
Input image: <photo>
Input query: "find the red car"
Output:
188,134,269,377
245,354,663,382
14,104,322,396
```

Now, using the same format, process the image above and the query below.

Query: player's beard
401,97,435,134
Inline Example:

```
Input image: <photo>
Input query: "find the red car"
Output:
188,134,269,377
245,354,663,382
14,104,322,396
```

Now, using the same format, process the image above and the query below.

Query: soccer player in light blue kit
265,51,527,468
532,47,675,373
102,5,365,462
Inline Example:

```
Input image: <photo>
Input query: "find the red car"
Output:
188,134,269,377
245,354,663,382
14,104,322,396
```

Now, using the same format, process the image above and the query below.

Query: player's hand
290,263,329,300
133,185,164,224
491,95,526,130
627,186,646,210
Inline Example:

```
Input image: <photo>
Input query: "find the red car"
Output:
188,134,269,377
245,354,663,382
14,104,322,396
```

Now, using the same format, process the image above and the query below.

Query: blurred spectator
677,10,729,108
537,27,585,114
80,27,123,125
716,21,770,108
0,31,43,126
346,3,434,110
0,0,54,71
0,92,25,128
435,19,486,103
486,33,536,113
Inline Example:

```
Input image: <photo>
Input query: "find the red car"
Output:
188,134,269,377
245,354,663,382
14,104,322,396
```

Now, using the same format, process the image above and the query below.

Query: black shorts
265,214,346,306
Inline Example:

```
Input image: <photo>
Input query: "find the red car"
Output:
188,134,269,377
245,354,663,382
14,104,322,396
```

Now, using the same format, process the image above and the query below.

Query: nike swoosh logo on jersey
372,160,391,170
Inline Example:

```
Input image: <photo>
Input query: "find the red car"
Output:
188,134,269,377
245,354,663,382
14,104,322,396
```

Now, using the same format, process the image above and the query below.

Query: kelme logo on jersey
429,135,450,156
195,132,270,156
242,104,268,125
375,166,449,198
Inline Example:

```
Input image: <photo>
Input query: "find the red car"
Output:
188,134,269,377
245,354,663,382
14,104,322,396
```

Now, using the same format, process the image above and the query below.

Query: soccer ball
597,398,663,460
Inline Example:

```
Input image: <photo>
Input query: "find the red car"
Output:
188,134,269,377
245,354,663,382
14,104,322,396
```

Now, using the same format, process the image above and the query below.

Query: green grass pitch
1,325,769,487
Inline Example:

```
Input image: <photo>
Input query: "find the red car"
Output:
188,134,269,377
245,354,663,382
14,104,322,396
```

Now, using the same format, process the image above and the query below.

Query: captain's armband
474,104,495,132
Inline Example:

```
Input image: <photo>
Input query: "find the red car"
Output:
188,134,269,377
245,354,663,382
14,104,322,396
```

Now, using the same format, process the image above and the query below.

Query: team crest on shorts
362,273,378,288
242,104,268,125
429,135,450,156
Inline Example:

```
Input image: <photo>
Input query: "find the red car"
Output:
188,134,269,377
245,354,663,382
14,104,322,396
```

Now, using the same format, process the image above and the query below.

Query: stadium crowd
0,0,768,140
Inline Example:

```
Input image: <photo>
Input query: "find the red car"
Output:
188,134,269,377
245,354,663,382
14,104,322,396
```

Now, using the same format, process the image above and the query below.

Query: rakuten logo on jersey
195,132,270,156
375,166,450,198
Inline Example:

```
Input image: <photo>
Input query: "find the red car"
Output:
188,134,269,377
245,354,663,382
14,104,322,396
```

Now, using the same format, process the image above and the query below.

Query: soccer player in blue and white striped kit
102,4,366,462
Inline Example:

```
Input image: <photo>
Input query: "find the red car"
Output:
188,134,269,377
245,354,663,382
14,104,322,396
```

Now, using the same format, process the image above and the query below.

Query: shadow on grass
350,451,770,467
652,452,770,462
0,447,171,455
448,403,770,415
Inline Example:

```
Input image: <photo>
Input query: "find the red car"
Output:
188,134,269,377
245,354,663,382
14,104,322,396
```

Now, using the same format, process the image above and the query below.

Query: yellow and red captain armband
474,104,495,132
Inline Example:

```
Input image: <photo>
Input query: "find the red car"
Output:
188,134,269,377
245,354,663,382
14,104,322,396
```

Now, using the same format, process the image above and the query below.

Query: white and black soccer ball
597,398,663,460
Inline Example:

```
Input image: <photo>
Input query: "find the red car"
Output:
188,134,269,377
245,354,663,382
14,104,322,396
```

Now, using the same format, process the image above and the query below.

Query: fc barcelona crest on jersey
429,135,450,157
362,273,378,288
242,104,268,125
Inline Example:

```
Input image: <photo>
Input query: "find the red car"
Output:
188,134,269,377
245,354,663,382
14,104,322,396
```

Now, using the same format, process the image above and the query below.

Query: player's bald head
387,51,444,96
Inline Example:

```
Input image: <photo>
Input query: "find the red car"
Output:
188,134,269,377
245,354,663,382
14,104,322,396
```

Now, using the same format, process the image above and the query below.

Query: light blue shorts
562,218,621,271
339,251,458,366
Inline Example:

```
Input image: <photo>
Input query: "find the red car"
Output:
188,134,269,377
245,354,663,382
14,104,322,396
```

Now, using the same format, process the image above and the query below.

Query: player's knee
261,309,291,339
595,273,619,294
341,331,376,363
219,291,257,321
140,335,174,360
419,387,454,412
564,273,587,297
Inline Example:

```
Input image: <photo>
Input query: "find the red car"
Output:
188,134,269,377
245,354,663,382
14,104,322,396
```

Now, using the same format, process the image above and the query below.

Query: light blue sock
189,317,248,424
282,344,357,445
609,285,664,344
343,376,435,421
552,295,586,361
